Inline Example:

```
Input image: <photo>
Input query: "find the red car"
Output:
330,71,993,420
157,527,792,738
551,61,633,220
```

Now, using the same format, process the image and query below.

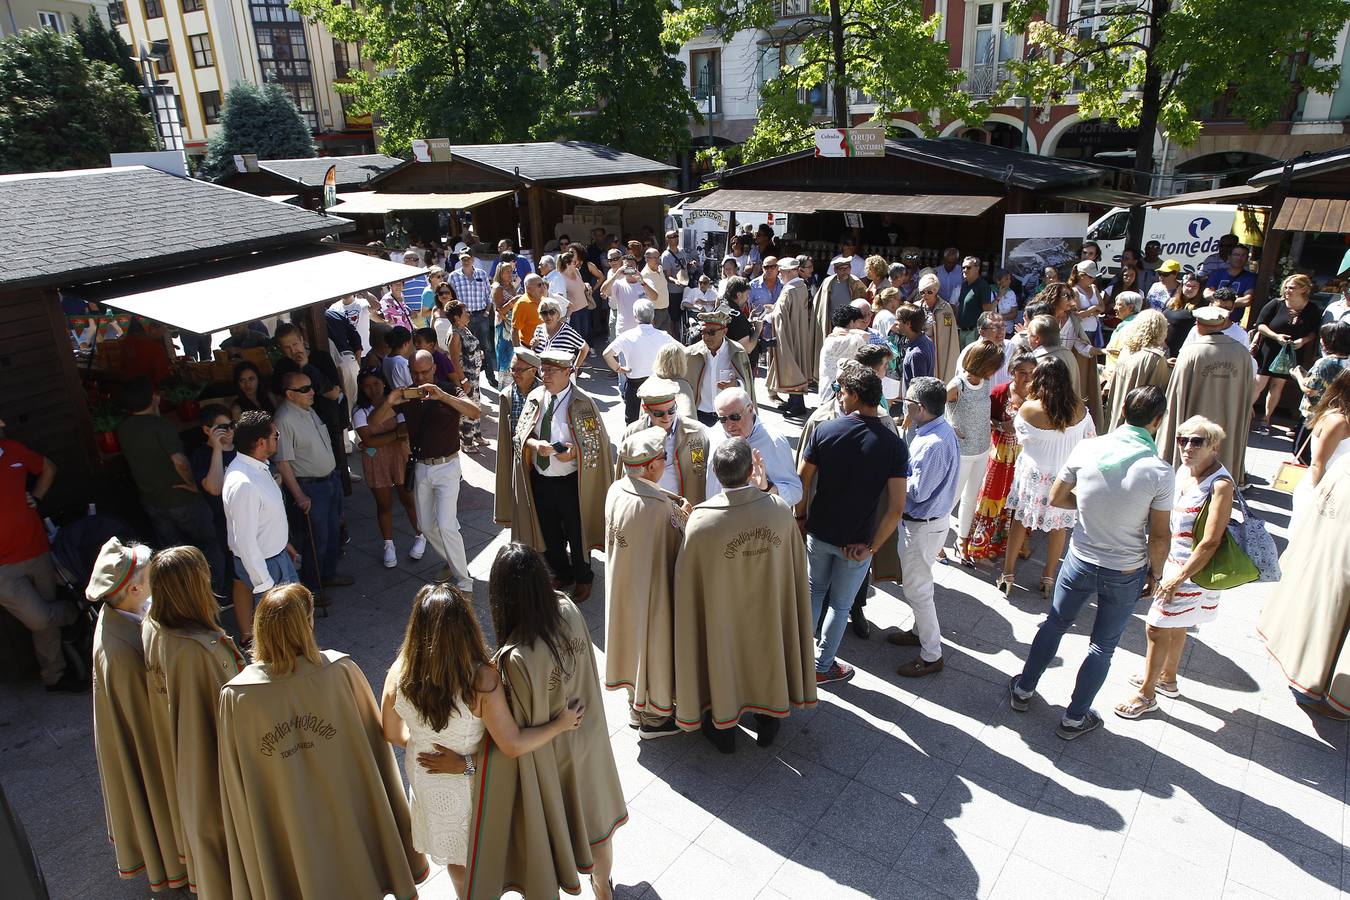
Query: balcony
774,0,813,17
692,90,721,118
965,62,1014,99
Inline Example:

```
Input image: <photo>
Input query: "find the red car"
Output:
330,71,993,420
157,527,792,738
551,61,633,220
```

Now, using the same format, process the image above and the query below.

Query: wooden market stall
214,154,406,210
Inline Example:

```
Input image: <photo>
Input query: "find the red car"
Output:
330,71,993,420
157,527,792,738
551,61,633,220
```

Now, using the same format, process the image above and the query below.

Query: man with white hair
539,254,567,298
705,387,801,506
604,299,679,423
915,272,961,382
512,272,547,349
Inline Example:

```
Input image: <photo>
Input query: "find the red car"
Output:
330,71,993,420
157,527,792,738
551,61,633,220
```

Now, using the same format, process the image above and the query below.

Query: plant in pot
91,403,124,454
160,375,206,421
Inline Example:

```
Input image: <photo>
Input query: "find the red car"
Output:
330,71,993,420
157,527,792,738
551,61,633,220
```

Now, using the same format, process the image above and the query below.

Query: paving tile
608,808,687,891
649,843,772,900
819,779,925,865
1145,752,1248,821
1012,798,1128,890
741,752,851,828
1247,729,1346,801
767,831,891,900
928,774,1037,851
990,854,1100,899
1127,794,1236,870
628,776,724,843
854,730,958,813
1237,770,1345,858
694,793,809,884
888,818,1011,900
958,727,1058,799
1106,838,1225,900
1225,827,1342,900
784,706,886,779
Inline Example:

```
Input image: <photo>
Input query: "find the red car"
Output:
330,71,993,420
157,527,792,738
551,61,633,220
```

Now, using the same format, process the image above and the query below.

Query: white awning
263,194,301,204
97,250,425,334
555,182,676,203
327,190,510,214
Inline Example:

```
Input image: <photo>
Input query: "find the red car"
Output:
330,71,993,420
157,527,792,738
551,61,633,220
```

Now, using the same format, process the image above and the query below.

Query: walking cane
303,509,329,618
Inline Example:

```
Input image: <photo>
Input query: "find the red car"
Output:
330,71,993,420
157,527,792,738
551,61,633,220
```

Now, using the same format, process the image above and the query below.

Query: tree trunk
829,0,849,128
1132,0,1169,194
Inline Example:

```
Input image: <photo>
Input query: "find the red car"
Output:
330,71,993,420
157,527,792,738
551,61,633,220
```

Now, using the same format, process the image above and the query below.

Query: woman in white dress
380,583,584,898
1292,368,1350,530
998,356,1096,597
1116,416,1234,719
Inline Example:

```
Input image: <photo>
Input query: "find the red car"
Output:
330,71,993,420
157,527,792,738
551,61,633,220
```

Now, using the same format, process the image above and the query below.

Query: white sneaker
349,469,363,482
382,542,396,568
409,534,427,560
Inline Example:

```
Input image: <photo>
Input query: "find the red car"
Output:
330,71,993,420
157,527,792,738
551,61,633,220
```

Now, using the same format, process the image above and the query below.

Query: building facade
0,0,100,37
677,1,1350,192
109,0,372,162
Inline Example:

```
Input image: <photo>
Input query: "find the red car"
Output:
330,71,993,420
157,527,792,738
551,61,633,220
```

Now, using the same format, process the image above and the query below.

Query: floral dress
1007,412,1096,532
455,324,483,445
1146,465,1231,628
967,383,1021,559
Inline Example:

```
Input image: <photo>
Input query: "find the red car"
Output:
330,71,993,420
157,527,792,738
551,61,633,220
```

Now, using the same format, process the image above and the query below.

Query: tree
1005,0,1350,190
663,0,997,164
290,0,548,156
531,0,697,160
0,29,155,174
201,81,317,179
72,12,144,105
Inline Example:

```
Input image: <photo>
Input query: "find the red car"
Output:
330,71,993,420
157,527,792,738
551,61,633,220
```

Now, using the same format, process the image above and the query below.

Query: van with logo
1085,203,1268,275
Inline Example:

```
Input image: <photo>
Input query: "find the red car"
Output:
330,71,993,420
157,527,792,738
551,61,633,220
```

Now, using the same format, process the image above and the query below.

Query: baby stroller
49,512,141,682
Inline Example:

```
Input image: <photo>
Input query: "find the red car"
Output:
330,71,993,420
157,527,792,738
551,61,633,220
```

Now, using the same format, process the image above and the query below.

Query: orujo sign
814,128,885,158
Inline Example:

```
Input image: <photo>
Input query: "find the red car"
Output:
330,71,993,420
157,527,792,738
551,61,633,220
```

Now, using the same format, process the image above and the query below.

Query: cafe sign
814,128,885,158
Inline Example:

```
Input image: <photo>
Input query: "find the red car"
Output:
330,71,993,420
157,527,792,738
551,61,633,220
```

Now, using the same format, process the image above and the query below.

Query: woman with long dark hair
381,583,582,898
998,356,1096,597
231,360,273,419
466,544,625,900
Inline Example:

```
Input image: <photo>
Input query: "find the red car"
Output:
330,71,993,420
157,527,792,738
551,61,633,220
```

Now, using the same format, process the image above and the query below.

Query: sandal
951,547,977,569
1113,693,1159,719
1129,674,1179,698
1040,576,1055,598
995,574,1015,597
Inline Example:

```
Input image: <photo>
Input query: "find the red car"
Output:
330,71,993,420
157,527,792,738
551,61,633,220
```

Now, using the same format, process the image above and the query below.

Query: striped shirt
531,323,587,359
449,267,491,312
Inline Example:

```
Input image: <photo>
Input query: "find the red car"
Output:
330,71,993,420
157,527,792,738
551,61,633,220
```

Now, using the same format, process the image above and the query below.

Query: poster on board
1002,213,1088,296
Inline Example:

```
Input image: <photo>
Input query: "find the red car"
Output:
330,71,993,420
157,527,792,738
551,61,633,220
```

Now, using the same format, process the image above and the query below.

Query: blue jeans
233,551,299,599
807,535,870,673
569,307,592,342
467,310,497,381
1017,550,1148,720
292,471,341,589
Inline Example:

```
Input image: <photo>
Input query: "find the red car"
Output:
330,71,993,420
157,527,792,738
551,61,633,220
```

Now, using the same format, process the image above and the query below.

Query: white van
1085,203,1266,275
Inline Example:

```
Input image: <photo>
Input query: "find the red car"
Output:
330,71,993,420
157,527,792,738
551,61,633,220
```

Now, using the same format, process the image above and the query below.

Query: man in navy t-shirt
796,364,909,685
1204,243,1256,315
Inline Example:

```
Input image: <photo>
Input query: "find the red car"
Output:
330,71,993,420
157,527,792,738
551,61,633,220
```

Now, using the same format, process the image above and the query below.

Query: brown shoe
572,581,594,603
897,656,944,678
321,574,355,588
884,629,920,647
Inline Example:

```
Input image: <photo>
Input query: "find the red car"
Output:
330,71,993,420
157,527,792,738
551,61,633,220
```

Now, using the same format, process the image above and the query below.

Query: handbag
1191,484,1280,589
1268,342,1295,376
1271,429,1313,493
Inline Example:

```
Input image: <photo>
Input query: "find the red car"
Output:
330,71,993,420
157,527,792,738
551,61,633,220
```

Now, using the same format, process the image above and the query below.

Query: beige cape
615,415,709,505
92,606,187,891
685,339,755,412
603,476,683,714
672,488,818,729
217,651,428,900
926,299,962,383
1158,332,1254,478
1260,453,1350,712
494,378,538,527
465,595,627,899
142,619,245,899
510,382,614,552
812,273,867,344
795,401,902,582
767,279,815,394
1106,347,1172,431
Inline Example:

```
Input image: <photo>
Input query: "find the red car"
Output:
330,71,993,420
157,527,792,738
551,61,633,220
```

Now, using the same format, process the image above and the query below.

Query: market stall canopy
1144,184,1268,207
1272,196,1350,233
83,249,424,334
1054,186,1154,207
327,190,510,214
685,188,1000,218
555,182,677,203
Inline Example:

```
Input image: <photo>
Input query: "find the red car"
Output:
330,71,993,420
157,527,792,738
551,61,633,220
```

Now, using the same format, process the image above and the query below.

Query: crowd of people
6,224,1350,898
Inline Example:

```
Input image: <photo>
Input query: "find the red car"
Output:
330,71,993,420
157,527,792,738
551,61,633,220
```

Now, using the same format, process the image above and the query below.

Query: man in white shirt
704,387,802,506
840,235,867,279
602,256,657,336
539,254,567,298
604,299,678,423
330,294,372,353
642,247,672,336
222,411,297,605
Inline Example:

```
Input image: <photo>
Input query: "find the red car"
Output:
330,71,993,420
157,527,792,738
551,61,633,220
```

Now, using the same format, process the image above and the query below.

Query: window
333,39,350,76
763,42,828,115
107,0,126,24
142,0,163,18
250,0,318,128
966,2,1018,98
173,93,186,129
190,33,214,67
155,46,174,73
181,0,202,10
37,11,63,31
201,90,221,125
690,49,721,116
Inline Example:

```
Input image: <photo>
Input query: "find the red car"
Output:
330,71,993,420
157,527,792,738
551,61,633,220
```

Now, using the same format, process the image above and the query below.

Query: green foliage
663,0,994,164
201,81,317,179
72,13,144,107
290,0,694,160
0,28,155,174
1005,0,1349,152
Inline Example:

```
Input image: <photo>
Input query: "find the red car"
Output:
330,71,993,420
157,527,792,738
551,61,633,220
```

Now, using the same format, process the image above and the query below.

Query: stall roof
1250,146,1350,186
255,154,406,189
1144,184,1268,207
388,141,676,185
82,248,424,334
1272,196,1350,233
0,166,351,291
1055,186,1154,207
555,182,677,203
327,190,510,214
685,188,1000,218
715,138,1110,191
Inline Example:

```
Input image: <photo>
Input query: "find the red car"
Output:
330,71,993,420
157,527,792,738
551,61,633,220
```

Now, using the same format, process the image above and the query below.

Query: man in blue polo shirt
1204,242,1256,317
796,364,908,686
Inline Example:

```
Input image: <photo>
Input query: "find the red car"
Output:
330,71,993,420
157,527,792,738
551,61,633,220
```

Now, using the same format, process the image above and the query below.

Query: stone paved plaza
1,363,1345,900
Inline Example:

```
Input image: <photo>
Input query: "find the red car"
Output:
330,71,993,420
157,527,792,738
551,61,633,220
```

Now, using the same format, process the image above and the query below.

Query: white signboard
814,127,885,158
411,138,453,163
1002,213,1088,295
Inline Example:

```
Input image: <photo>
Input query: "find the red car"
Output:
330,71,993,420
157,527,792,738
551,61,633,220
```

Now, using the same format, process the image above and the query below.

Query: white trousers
414,457,470,587
952,452,989,545
900,517,948,662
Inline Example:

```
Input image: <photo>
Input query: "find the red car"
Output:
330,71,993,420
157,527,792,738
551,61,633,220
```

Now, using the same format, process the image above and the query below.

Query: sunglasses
510,365,536,375
288,384,315,394
540,311,559,318
212,422,236,431
1175,436,1208,448
715,412,744,423
647,408,675,419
